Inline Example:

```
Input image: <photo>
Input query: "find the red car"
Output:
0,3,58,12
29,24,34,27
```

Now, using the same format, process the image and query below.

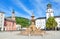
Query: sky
0,0,60,19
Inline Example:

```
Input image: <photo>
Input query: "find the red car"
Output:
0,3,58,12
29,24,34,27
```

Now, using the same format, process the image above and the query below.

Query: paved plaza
0,31,60,39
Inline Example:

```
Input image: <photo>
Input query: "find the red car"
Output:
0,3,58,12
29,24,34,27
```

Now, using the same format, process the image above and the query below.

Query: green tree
46,17,57,30
16,17,31,27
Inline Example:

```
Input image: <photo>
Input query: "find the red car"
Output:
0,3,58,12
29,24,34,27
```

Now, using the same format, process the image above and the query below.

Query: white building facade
16,24,21,30
0,12,4,31
35,3,60,29
55,17,60,28
35,18,46,29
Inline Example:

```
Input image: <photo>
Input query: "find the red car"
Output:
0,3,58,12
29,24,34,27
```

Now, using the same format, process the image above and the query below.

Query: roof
47,3,52,7
5,18,16,22
0,11,4,13
37,17,46,19
54,16,60,18
47,3,52,9
36,16,60,20
0,12,4,14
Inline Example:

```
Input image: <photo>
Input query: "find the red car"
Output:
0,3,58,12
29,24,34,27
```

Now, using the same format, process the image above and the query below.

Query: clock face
49,9,50,12
48,9,53,13
48,9,51,12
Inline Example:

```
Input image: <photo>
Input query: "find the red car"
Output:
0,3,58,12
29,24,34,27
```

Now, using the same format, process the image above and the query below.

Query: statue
20,13,46,36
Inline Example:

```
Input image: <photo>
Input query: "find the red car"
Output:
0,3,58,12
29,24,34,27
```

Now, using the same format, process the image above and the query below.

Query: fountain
20,13,46,36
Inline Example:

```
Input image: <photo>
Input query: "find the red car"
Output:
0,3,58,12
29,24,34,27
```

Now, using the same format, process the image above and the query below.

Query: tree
16,17,31,27
46,17,57,30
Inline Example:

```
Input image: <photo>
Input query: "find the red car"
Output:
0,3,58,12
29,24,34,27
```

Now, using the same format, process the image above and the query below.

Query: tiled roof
4,18,16,22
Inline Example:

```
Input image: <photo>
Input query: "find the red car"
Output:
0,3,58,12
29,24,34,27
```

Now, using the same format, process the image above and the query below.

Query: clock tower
46,3,54,19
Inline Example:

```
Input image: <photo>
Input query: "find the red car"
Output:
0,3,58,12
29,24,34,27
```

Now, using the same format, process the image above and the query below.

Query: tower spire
47,3,52,9
12,9,15,21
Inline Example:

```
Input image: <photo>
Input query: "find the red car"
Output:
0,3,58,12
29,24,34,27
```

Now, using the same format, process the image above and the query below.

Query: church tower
46,3,54,19
12,9,15,21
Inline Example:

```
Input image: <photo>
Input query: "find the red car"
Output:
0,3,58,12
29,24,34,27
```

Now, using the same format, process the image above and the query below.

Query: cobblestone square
0,31,60,39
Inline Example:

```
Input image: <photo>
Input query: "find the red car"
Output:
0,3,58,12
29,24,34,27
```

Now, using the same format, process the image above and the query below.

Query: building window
1,14,3,16
37,22,38,24
37,25,38,26
1,21,2,23
0,24,1,26
59,21,60,23
59,18,60,20
59,24,60,26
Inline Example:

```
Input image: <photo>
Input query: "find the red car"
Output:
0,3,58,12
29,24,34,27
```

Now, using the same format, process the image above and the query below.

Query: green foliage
46,17,57,29
16,17,31,27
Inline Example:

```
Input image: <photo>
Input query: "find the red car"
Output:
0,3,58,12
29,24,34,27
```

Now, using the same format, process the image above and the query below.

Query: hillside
15,17,31,27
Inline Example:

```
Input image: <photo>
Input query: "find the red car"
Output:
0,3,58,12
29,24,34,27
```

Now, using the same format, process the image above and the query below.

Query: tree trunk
55,27,57,31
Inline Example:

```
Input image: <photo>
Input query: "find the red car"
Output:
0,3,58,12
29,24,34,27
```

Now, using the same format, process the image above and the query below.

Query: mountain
15,17,31,27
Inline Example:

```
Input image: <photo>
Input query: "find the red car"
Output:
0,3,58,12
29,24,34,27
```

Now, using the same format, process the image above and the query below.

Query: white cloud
15,11,30,19
29,0,46,17
0,4,13,16
12,0,32,16
53,0,60,3
54,8,60,16
0,7,11,14
0,2,31,19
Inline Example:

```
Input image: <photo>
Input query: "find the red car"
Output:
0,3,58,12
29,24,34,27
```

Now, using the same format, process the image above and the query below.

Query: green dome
47,3,52,8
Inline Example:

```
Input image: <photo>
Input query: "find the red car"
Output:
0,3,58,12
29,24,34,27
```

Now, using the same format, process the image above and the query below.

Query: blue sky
0,0,60,19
